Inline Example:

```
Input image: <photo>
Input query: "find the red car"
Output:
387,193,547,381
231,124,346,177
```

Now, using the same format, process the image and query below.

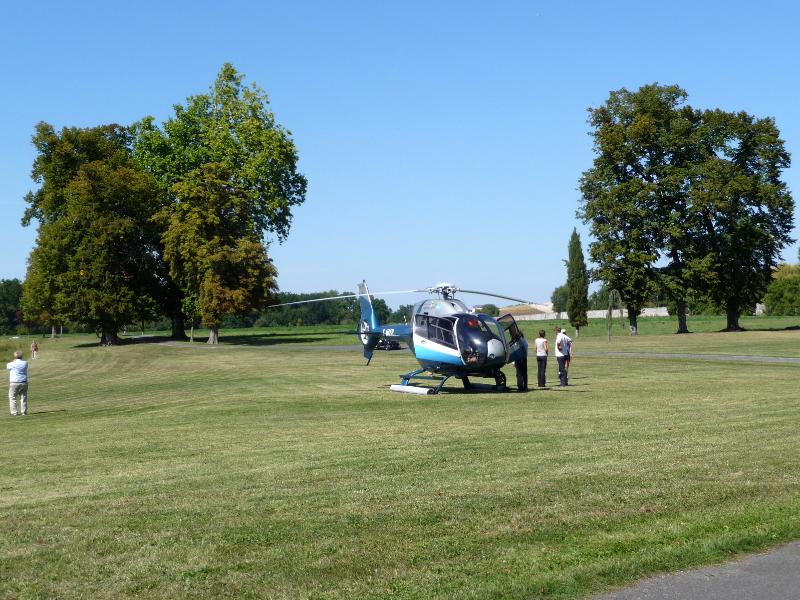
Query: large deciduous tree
21,236,64,338
580,84,704,333
0,279,23,335
161,164,278,344
21,124,162,344
566,228,589,335
690,110,794,330
580,84,794,333
550,284,568,314
579,86,667,333
763,264,800,316
132,63,307,342
389,304,415,324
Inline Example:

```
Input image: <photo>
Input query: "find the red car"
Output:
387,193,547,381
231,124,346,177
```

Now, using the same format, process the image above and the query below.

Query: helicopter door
497,314,527,362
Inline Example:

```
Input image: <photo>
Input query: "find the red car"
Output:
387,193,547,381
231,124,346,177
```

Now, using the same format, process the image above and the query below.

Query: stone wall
512,306,670,321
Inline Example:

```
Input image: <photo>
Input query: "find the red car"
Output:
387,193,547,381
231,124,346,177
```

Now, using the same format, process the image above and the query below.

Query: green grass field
2,317,799,598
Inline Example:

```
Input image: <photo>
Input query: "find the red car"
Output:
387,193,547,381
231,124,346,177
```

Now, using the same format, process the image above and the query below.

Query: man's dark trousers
557,355,568,386
515,355,528,391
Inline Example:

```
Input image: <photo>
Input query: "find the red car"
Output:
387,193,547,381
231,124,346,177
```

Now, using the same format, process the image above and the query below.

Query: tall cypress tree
566,228,589,335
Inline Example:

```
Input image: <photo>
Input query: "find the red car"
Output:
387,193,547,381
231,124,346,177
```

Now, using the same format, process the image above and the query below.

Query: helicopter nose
486,339,506,362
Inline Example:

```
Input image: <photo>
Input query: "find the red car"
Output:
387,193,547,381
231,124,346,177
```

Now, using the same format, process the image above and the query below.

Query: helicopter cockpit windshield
456,315,507,367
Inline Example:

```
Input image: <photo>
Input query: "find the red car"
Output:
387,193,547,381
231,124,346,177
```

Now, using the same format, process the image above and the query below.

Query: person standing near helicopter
514,349,528,392
534,329,548,387
555,326,572,386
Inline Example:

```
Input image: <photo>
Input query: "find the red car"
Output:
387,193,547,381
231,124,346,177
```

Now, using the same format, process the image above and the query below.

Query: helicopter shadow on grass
371,387,592,396
366,382,592,395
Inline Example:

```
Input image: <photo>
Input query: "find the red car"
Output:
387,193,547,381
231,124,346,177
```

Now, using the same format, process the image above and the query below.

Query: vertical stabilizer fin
357,280,381,362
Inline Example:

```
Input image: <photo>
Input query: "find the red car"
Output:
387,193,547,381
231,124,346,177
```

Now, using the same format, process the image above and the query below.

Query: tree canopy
763,270,800,316
478,303,500,317
580,85,682,332
161,163,278,343
19,65,307,345
580,84,794,332
131,64,307,343
550,284,568,314
132,63,307,242
389,304,415,324
763,263,800,316
22,124,162,344
0,279,23,335
587,285,610,310
689,109,794,329
258,291,355,327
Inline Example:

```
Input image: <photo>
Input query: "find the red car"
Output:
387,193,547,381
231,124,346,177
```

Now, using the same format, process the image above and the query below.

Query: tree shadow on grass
72,330,359,348
716,324,800,333
73,334,173,348
200,330,358,347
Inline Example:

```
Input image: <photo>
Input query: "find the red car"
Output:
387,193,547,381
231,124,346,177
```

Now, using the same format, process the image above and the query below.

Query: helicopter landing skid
391,368,509,395
392,368,452,395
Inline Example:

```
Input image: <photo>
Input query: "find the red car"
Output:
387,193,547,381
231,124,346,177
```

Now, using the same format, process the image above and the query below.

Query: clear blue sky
2,0,798,309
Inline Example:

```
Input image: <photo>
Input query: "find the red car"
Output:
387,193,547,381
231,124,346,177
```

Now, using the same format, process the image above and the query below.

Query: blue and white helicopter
275,281,530,394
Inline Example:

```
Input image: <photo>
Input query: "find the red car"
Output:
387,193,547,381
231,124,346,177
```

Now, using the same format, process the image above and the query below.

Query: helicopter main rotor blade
455,289,533,305
267,290,418,308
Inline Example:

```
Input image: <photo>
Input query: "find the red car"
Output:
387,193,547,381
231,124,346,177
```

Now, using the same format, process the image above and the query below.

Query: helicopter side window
427,316,456,348
414,314,427,336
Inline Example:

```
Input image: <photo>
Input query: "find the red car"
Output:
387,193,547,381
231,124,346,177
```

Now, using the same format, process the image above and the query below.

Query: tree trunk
100,329,121,346
676,299,689,334
207,326,219,345
725,304,742,331
51,324,57,338
627,306,639,336
170,314,189,341
190,325,194,343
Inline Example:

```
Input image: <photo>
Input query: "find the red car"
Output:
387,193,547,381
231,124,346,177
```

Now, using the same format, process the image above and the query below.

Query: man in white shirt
554,326,572,387
6,350,29,416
